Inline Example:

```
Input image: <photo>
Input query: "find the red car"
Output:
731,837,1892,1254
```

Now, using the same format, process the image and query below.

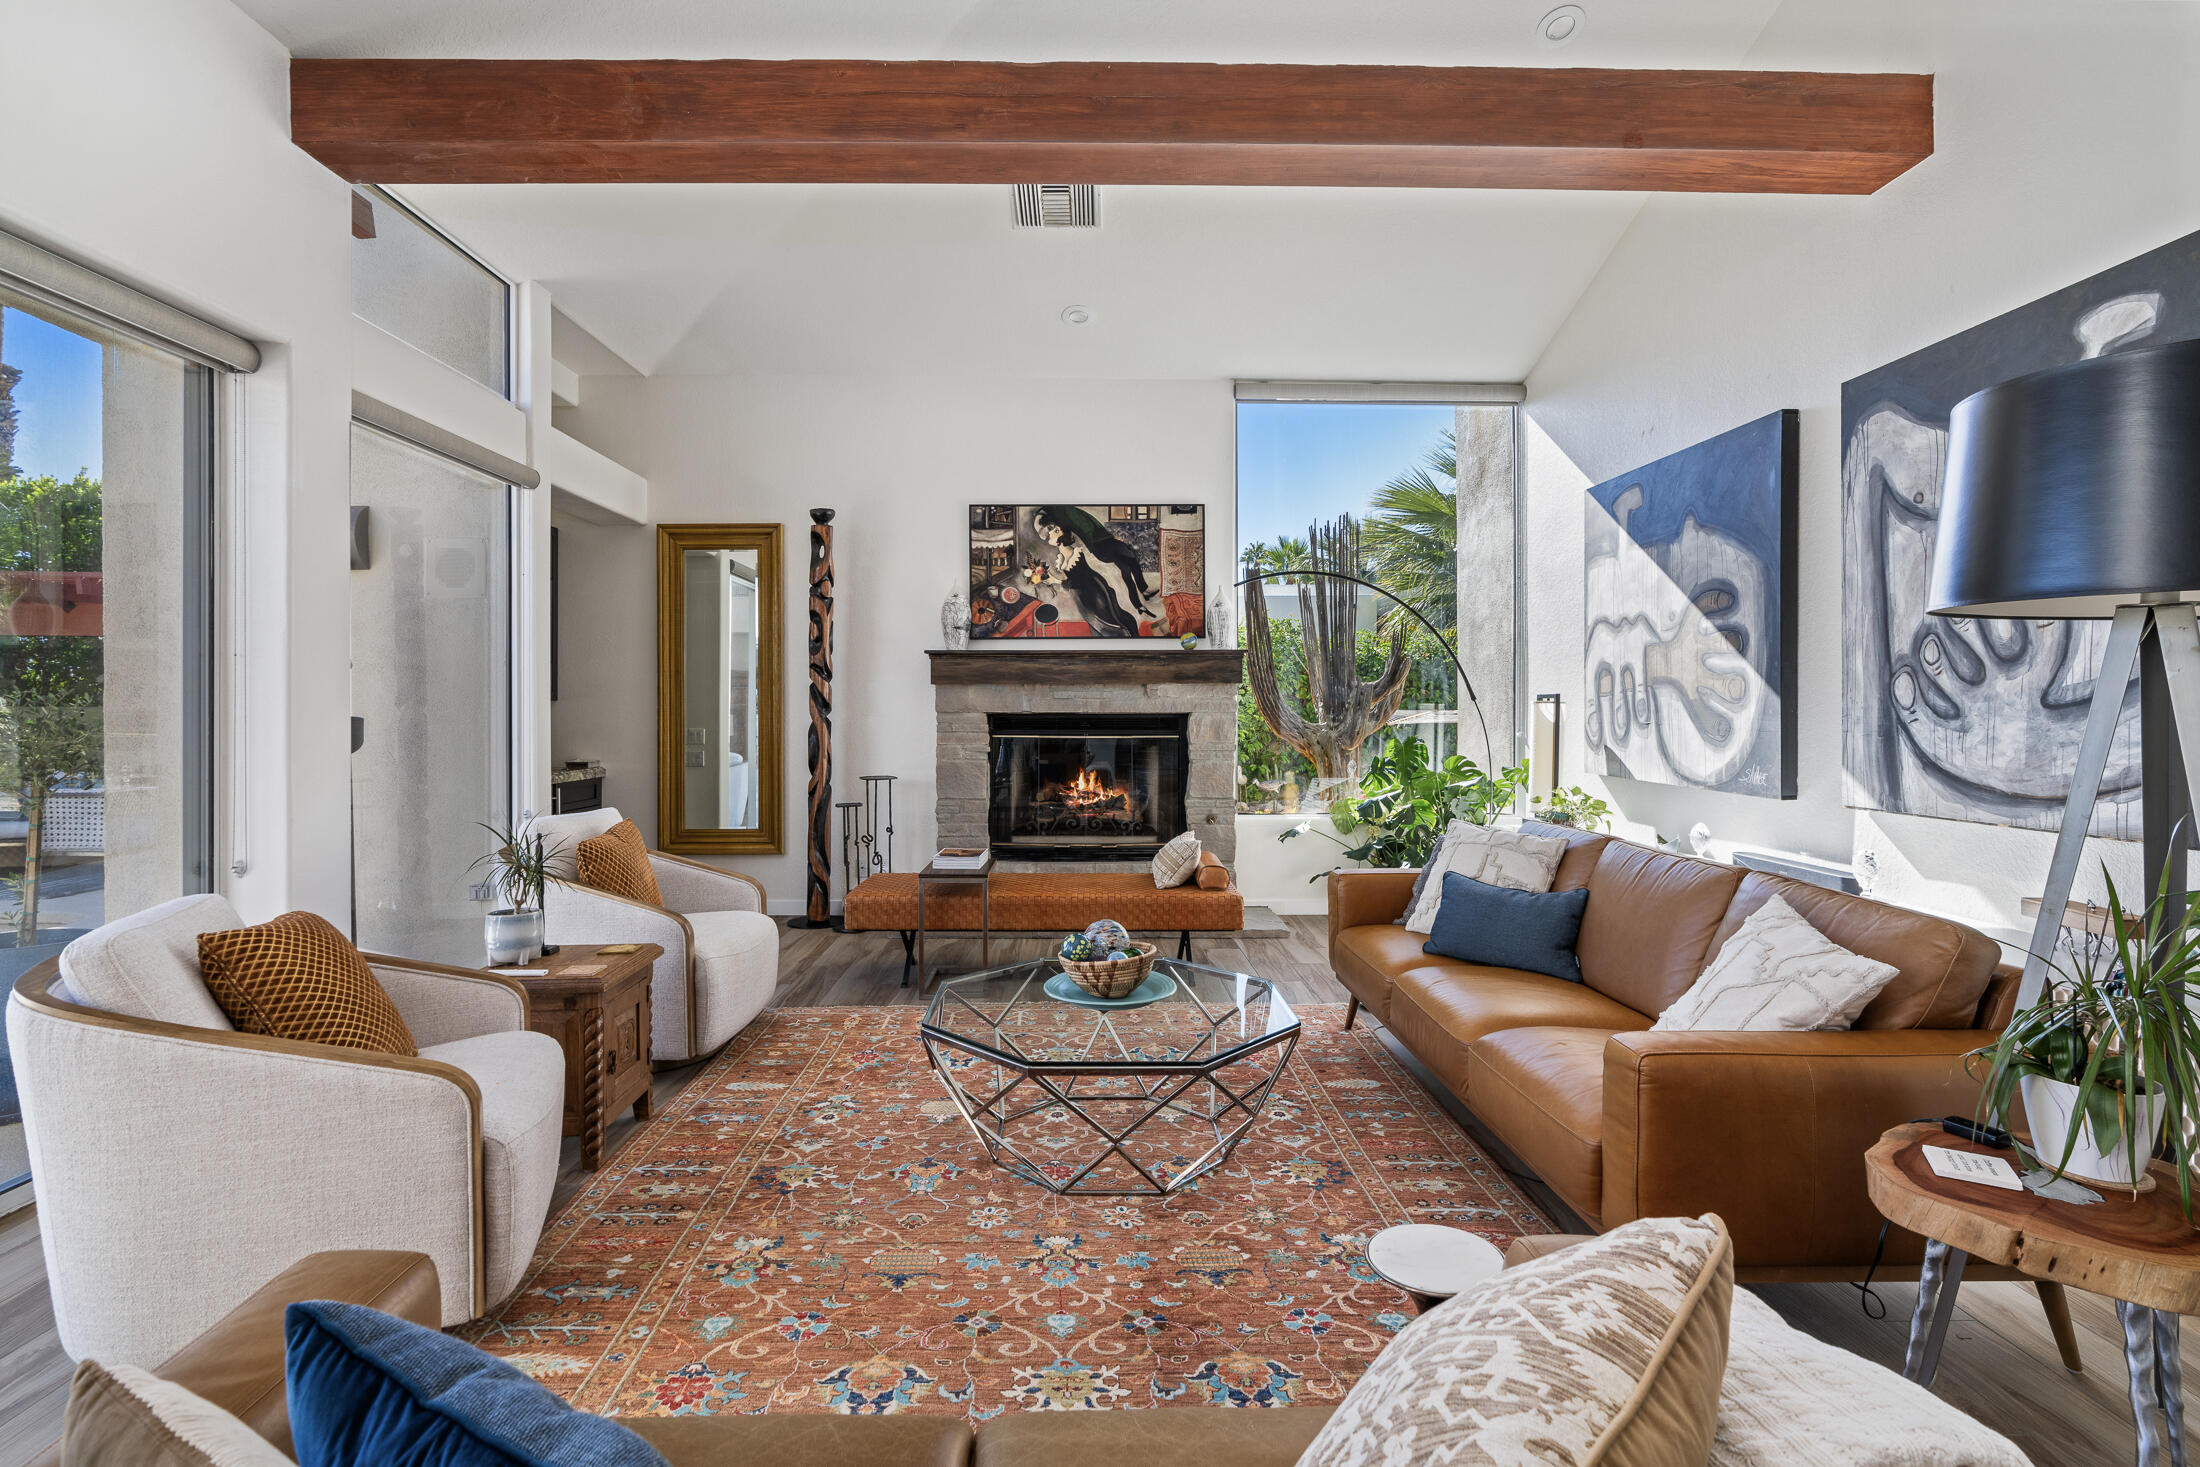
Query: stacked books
931,847,992,871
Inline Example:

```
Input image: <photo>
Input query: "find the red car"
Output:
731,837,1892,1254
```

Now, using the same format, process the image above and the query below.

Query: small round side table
1366,1224,1505,1312
1868,1122,2200,1467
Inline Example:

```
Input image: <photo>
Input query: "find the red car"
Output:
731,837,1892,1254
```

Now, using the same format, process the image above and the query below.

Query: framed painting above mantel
969,504,1204,640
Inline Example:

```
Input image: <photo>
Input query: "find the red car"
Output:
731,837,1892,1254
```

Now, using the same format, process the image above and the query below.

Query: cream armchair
531,807,779,1066
3,893,565,1367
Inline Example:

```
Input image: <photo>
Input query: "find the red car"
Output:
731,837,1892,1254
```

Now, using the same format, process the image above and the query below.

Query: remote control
1939,1116,2013,1149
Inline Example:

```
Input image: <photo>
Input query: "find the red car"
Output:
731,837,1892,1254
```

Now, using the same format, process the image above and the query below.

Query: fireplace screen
988,713,1189,860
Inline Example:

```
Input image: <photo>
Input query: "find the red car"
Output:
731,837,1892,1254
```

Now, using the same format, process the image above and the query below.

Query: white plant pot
484,908,543,966
2019,1073,2167,1188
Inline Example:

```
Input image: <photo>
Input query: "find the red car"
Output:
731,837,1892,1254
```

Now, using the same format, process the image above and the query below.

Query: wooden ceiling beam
291,59,1932,193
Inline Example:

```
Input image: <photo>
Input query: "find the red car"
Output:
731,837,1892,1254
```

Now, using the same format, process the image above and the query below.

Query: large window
0,295,214,969
348,425,512,965
350,188,511,397
0,292,216,1204
1235,400,1465,814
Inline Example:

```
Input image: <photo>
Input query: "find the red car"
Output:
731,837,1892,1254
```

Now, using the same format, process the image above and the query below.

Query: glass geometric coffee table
920,955,1300,1196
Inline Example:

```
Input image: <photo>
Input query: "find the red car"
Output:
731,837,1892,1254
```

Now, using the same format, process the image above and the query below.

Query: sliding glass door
0,292,215,1204
348,423,511,963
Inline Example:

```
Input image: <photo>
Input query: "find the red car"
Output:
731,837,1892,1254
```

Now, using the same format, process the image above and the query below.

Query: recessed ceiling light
1538,4,1584,44
1061,305,1094,326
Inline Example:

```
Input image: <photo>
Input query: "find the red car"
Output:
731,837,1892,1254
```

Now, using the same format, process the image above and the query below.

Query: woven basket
1058,941,1160,1000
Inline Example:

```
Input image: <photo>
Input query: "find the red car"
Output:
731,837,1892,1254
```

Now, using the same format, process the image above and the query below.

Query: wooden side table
915,856,992,994
493,943,661,1170
1869,1122,2200,1467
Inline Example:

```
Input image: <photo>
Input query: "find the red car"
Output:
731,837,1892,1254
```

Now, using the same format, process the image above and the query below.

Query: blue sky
2,307,103,480
1235,401,1454,555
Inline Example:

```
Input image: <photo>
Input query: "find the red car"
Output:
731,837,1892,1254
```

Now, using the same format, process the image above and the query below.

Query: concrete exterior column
1454,404,1519,773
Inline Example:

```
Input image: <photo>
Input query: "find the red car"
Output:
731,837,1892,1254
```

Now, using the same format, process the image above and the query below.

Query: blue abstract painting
1583,410,1798,799
1841,228,2200,837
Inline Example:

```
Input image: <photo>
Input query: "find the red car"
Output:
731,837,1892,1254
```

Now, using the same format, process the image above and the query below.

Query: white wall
1,0,354,921
1522,0,2200,944
554,375,1237,912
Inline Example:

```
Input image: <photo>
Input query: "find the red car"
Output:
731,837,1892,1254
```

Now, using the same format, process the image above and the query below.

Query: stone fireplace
932,649,1239,872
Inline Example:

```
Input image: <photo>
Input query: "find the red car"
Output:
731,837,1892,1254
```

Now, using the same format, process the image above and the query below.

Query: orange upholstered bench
842,870,1244,983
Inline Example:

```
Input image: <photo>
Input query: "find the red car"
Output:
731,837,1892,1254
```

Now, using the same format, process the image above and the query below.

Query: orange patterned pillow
576,819,664,907
196,911,417,1057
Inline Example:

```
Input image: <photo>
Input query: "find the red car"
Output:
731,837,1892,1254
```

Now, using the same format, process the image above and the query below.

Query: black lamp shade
1929,336,2200,619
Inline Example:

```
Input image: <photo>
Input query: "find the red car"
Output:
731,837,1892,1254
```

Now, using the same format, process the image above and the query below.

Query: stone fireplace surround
932,649,1240,873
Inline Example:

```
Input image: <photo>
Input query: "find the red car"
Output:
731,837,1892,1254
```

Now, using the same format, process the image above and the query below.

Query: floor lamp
1928,337,2200,1011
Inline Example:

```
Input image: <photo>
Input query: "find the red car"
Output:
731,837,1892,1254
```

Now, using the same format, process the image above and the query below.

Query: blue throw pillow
286,1301,667,1467
1422,871,1590,984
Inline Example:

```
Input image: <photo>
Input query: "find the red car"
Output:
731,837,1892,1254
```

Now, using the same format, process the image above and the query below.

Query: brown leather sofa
1328,824,2021,1281
36,1251,1333,1467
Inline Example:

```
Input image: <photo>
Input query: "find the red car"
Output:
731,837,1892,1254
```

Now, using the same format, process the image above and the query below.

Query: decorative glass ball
1059,934,1100,961
1083,918,1130,951
1107,950,1132,963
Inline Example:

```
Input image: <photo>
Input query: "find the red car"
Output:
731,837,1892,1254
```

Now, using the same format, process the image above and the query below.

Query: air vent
1012,184,1099,228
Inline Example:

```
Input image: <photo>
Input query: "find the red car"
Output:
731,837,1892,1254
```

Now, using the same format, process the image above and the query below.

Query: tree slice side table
493,943,661,1170
1868,1122,2200,1467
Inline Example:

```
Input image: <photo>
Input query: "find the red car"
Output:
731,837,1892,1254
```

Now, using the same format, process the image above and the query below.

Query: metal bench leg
898,930,915,987
1178,930,1192,960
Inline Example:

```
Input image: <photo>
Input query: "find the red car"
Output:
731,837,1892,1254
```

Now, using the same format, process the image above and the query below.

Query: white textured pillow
1297,1214,1732,1467
1711,1290,2029,1466
1403,824,1568,933
1150,830,1201,888
1654,894,1899,1033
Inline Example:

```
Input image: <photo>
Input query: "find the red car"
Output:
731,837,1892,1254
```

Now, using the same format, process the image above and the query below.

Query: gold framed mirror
657,523,783,854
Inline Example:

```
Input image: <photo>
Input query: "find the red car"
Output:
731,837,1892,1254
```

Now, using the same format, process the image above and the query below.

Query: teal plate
1043,970,1178,1009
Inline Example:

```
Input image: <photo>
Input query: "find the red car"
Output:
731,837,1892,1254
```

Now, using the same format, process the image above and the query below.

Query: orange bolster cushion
1195,851,1230,890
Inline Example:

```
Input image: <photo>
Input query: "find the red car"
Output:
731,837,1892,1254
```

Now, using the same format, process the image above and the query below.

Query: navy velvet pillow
1421,871,1590,984
285,1301,667,1467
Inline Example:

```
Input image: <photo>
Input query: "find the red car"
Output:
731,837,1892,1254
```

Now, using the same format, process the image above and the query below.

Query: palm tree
1362,430,1457,637
1266,535,1311,583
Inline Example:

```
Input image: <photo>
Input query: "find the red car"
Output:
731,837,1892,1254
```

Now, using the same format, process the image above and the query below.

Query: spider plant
470,816,561,915
1969,852,2200,1218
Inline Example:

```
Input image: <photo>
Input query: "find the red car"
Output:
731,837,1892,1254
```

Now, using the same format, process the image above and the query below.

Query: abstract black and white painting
1841,229,2200,837
968,505,1204,640
1584,410,1798,798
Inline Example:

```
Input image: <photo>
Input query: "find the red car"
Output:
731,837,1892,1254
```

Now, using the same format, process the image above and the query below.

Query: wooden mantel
929,649,1244,685
290,59,1932,193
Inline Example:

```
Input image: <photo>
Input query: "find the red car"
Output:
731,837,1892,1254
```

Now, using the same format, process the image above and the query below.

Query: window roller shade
0,226,261,373
351,391,541,490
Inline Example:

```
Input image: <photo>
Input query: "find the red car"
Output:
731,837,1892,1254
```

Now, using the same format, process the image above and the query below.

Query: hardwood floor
0,915,2178,1465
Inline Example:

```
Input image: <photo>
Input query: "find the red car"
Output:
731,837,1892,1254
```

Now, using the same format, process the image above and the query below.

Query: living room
4,1,2200,1464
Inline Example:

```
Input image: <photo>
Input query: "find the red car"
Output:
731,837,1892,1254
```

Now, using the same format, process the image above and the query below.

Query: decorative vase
2019,1073,2167,1188
484,908,543,966
941,589,970,651
1208,586,1233,647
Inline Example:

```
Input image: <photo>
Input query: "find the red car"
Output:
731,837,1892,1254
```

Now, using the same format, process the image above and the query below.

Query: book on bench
929,847,993,872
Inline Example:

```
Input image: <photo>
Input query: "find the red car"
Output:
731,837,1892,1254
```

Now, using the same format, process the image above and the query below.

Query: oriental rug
460,1004,1553,1419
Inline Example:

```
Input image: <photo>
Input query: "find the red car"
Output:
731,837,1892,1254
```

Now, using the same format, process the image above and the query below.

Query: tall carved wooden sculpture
1243,516,1411,780
794,508,836,927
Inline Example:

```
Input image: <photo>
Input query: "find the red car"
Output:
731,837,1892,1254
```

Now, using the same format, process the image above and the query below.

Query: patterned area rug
461,1004,1552,1418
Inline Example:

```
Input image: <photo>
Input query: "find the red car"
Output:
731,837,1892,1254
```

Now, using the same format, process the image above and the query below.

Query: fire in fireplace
987,712,1188,860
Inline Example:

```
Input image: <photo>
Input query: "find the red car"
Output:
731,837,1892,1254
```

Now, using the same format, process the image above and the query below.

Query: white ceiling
250,0,1797,380
238,0,1782,66
408,182,1647,380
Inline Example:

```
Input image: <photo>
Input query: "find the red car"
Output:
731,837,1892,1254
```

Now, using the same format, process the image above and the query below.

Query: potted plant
1531,784,1612,831
1278,735,1529,876
471,817,561,965
1969,857,2200,1213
